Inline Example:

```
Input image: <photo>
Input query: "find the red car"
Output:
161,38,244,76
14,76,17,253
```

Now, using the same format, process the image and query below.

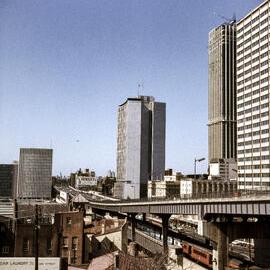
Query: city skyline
0,0,261,175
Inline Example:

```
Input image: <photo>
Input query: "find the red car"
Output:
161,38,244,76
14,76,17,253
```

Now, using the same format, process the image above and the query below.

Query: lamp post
194,157,205,179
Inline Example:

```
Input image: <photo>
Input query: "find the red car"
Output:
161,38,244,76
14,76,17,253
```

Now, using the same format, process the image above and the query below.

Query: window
63,237,68,248
2,246,9,254
71,252,77,264
66,217,72,226
72,237,78,250
23,239,29,255
47,239,52,255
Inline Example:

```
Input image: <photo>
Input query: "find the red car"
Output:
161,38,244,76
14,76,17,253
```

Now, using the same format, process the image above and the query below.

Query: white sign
209,163,220,176
75,176,97,188
60,190,67,202
0,257,60,270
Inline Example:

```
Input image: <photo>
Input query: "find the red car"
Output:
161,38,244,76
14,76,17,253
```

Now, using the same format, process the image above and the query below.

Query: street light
194,157,205,179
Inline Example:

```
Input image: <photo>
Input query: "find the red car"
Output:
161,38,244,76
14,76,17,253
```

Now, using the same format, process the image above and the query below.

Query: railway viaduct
81,193,270,270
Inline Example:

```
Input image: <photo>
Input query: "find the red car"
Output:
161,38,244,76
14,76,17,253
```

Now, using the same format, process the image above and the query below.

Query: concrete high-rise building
208,21,237,162
17,148,53,199
237,1,270,190
114,96,166,199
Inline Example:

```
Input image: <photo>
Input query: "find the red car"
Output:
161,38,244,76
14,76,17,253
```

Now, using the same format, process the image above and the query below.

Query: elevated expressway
85,193,270,270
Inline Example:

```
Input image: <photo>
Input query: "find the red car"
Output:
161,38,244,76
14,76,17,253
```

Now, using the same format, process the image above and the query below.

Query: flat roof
237,0,268,25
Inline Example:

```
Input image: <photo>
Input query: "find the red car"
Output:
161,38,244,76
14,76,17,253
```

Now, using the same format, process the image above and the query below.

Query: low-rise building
209,158,237,181
70,169,98,190
180,178,238,197
148,180,180,198
53,211,84,265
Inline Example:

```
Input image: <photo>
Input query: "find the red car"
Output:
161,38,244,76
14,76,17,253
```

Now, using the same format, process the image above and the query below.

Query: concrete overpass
55,187,270,270
84,192,270,270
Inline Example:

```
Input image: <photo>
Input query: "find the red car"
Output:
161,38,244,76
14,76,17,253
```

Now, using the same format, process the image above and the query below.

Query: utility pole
35,204,40,270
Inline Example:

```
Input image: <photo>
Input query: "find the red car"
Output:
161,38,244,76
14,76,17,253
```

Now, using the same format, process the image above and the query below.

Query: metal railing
91,189,270,204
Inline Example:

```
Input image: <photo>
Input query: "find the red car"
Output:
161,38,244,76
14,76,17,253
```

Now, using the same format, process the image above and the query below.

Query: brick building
53,211,84,265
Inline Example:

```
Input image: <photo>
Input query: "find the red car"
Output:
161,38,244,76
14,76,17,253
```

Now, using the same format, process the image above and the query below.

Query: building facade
209,158,237,181
208,21,237,161
0,163,18,198
148,180,180,198
17,148,53,199
115,96,166,199
236,1,270,190
180,178,237,197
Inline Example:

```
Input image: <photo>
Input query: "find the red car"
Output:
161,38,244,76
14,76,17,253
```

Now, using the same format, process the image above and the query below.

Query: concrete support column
130,213,136,242
216,224,228,270
216,183,220,194
161,214,170,255
142,213,146,222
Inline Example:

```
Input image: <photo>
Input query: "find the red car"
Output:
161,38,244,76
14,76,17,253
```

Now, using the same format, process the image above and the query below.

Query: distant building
180,178,237,197
106,170,116,178
69,169,98,190
209,158,237,181
208,21,237,161
148,180,180,198
75,175,97,189
164,169,183,182
17,148,53,199
0,163,18,198
115,96,166,199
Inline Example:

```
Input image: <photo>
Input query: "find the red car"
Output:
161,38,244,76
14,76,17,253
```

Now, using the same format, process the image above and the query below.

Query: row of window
237,69,269,86
237,10,268,36
238,112,269,124
238,99,269,115
238,146,269,154
238,137,269,146
238,120,269,131
238,81,268,95
237,39,268,57
238,51,268,65
238,24,269,41
238,59,268,72
239,164,270,170
23,238,52,255
238,173,270,178
238,84,268,100
237,35,268,53
238,60,269,78
238,128,269,139
238,155,269,162
238,181,270,186
237,94,269,108
63,236,78,250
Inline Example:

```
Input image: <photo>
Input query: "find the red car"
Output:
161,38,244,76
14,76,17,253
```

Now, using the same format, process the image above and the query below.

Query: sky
0,0,262,176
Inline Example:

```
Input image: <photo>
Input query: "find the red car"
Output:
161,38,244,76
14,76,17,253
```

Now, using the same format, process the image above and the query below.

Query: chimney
114,217,119,228
101,222,105,234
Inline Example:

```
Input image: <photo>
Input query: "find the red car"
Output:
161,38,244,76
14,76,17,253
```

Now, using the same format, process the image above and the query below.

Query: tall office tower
237,1,270,190
208,21,237,162
17,148,53,199
114,96,166,199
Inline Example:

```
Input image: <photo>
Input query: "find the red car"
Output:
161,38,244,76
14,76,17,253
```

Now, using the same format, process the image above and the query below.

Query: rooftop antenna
137,82,144,97
213,12,236,24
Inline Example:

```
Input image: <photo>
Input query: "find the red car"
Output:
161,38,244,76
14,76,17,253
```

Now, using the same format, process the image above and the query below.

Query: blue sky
0,0,261,176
